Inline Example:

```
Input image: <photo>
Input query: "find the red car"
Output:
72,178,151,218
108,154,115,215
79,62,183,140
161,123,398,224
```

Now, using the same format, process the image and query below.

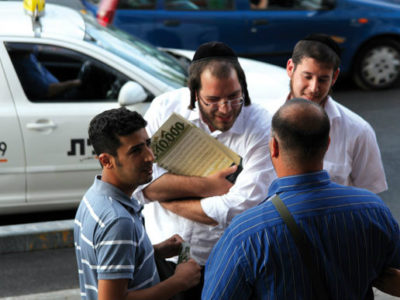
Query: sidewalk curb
0,220,74,254
0,288,80,300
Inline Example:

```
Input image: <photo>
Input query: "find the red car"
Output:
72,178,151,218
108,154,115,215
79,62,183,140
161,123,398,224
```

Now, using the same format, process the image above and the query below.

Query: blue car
82,0,400,90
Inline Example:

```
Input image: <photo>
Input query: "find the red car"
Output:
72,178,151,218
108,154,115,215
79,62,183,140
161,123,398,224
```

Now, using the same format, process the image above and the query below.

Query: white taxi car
0,1,289,214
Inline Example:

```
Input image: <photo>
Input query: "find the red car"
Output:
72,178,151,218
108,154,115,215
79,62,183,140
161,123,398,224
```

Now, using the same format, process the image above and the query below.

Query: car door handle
164,19,180,26
252,19,269,26
26,120,57,131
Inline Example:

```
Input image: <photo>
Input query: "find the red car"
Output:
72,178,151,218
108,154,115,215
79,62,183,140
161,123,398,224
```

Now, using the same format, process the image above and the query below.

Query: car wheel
353,38,400,90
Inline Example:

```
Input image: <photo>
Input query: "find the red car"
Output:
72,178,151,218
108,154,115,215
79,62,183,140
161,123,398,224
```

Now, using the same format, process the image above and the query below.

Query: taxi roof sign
23,0,45,18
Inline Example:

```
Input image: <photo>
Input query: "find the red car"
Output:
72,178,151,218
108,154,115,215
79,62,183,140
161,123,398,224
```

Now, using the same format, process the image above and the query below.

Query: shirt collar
187,105,246,136
92,175,142,213
267,170,331,198
323,96,340,123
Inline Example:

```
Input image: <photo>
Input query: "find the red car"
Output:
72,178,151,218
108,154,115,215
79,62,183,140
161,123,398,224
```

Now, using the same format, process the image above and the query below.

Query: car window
165,0,200,10
118,0,157,9
299,0,325,9
268,0,326,9
187,0,234,10
82,13,187,88
6,42,130,103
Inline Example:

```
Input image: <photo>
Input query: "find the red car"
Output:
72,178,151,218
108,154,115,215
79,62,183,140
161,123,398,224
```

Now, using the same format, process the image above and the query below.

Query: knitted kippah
302,33,341,58
192,41,238,62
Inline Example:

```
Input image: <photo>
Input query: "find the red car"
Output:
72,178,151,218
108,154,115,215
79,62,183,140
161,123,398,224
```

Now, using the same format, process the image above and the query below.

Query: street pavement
0,248,78,298
0,289,395,300
333,83,400,223
0,289,80,300
0,244,397,299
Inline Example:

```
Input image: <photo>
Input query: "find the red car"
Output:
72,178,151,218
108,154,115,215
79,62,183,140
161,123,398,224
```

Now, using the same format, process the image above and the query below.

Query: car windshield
81,13,187,88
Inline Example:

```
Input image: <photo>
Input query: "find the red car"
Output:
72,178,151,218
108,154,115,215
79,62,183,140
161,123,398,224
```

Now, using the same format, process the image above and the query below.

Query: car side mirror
118,81,148,106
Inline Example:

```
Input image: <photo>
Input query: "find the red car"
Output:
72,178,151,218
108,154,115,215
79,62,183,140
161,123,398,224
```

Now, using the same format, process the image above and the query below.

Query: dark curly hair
89,107,147,157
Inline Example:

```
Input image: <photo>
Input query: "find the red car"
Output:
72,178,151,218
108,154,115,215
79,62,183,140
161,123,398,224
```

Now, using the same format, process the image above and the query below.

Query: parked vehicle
82,0,400,90
0,1,288,214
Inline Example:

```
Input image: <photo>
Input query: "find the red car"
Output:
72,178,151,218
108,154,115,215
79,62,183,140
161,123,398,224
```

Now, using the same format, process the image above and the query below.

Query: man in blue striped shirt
203,98,400,299
74,107,201,300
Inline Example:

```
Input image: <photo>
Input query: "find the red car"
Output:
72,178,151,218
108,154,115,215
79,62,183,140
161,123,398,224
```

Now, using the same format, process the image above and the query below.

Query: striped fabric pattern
203,171,400,300
74,176,159,299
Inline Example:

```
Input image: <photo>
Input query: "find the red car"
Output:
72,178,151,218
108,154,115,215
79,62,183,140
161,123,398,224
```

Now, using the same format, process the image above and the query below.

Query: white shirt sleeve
200,114,276,228
350,121,387,194
324,98,387,194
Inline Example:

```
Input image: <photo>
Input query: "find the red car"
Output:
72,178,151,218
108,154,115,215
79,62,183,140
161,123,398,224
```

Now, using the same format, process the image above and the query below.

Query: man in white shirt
133,41,275,298
265,34,387,194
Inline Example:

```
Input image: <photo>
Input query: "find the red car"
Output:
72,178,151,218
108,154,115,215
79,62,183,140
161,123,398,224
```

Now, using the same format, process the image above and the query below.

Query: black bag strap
271,194,331,300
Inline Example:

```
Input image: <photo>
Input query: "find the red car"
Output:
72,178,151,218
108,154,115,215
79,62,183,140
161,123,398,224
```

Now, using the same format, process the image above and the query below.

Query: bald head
272,98,330,168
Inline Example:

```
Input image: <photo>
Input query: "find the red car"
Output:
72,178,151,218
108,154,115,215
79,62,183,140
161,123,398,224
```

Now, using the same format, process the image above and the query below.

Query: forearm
98,277,186,300
373,268,400,297
153,234,183,259
143,165,236,202
143,173,210,201
161,199,218,225
124,276,186,300
47,79,81,98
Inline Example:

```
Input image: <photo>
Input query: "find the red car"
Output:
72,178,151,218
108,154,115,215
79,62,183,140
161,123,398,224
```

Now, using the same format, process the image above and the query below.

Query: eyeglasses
197,93,244,108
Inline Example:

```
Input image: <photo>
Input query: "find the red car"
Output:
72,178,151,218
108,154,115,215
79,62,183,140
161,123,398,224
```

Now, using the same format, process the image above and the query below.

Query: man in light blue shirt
74,107,200,300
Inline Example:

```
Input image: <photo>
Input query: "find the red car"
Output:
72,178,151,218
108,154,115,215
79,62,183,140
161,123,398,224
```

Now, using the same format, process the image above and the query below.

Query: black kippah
302,33,341,58
192,41,238,62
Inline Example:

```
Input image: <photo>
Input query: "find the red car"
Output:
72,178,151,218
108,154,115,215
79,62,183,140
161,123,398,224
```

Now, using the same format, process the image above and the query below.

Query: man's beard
289,79,331,107
198,102,241,132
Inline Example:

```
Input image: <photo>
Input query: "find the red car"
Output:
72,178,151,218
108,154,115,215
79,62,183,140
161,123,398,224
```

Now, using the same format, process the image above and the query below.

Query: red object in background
96,0,118,26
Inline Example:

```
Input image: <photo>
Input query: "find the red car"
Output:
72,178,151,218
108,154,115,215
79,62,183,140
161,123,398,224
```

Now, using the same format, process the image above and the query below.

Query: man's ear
270,136,279,158
332,68,340,86
321,136,331,158
286,58,295,77
98,153,113,169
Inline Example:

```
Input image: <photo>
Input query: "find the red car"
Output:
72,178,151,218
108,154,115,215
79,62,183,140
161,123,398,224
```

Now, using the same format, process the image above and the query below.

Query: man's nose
309,78,319,93
218,101,233,114
144,146,155,162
